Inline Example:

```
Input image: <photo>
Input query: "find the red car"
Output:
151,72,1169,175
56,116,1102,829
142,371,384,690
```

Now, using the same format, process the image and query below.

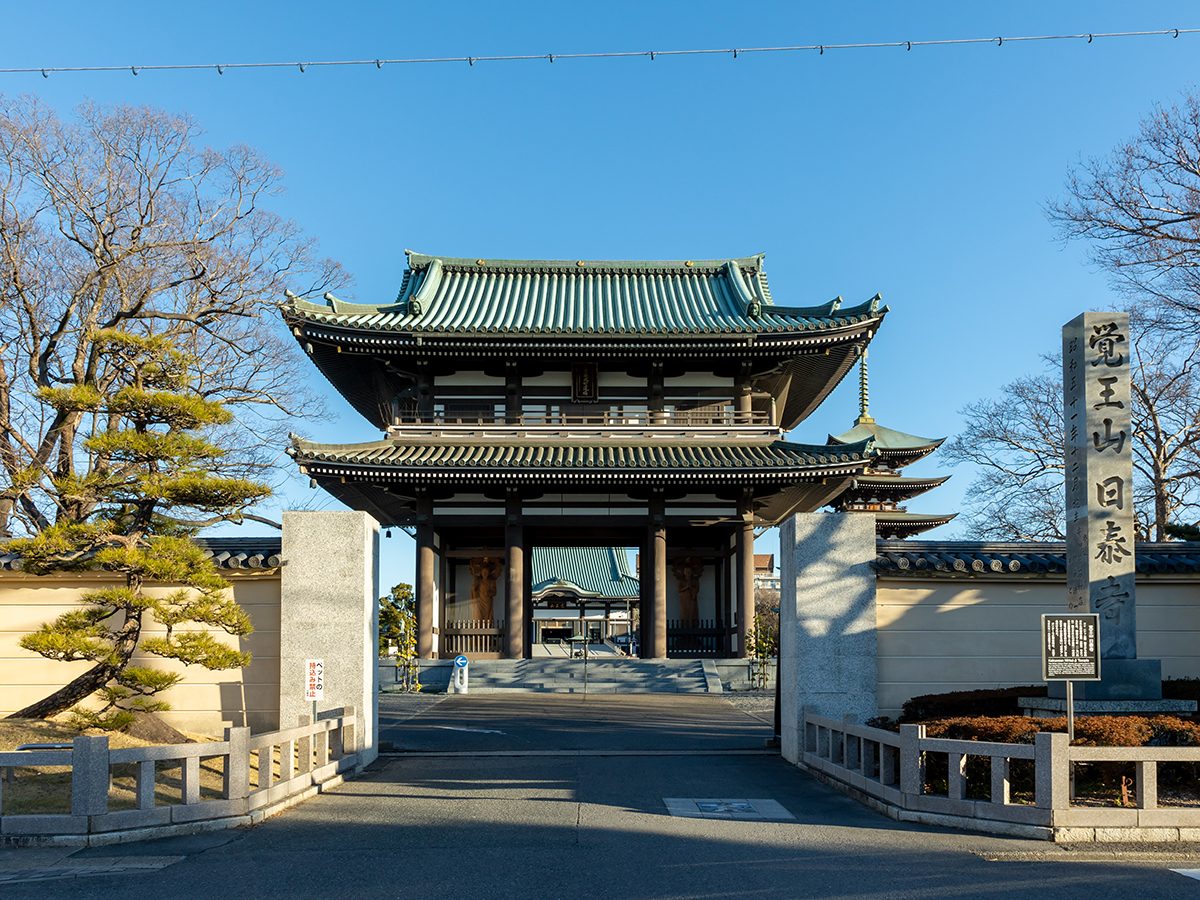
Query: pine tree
4,331,270,726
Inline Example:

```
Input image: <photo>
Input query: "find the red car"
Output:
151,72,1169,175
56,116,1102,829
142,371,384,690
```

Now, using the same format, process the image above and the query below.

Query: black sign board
1041,613,1101,681
571,363,599,404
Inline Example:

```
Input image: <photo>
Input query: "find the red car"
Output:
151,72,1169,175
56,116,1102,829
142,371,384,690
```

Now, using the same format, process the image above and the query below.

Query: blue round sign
453,655,468,668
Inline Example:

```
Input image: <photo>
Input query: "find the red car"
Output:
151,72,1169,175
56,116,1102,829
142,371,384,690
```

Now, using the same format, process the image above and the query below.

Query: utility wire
2,27,1196,77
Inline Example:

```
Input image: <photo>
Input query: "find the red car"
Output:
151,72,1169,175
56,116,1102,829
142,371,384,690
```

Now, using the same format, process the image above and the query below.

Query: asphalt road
3,693,1200,899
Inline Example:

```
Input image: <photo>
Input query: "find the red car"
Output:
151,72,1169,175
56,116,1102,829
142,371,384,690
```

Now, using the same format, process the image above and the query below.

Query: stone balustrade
0,708,358,846
801,709,1200,842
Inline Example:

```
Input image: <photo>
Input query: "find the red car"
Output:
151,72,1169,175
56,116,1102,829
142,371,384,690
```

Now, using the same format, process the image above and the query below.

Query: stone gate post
780,512,878,765
280,510,380,767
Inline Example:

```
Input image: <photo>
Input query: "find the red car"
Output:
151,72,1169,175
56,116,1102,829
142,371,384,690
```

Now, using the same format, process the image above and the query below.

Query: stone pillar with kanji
1061,311,1161,700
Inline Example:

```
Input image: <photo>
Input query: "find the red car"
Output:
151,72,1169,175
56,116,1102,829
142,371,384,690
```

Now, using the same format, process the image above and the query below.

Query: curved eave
283,305,885,342
871,511,958,539
836,475,951,504
288,436,876,473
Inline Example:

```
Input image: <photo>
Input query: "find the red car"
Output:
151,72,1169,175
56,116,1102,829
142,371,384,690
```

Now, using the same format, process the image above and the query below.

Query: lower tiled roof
290,436,873,476
875,541,1200,575
0,537,283,572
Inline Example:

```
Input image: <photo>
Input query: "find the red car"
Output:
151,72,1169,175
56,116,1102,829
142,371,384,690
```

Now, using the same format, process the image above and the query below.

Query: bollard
450,654,469,694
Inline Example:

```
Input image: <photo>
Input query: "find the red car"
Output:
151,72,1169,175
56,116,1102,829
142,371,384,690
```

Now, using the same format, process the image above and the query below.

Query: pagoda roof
284,251,885,338
872,511,958,539
836,474,951,504
828,420,944,467
531,547,640,599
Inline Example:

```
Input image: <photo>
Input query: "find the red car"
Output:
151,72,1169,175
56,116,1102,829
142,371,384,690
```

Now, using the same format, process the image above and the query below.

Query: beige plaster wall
0,570,282,735
876,576,1200,720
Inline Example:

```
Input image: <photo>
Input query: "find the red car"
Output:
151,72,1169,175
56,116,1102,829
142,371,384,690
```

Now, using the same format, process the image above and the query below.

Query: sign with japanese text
1063,312,1137,659
571,362,599,404
305,658,325,701
1042,613,1101,681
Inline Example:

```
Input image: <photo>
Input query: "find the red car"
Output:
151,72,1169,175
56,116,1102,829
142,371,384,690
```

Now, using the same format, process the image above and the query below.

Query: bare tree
944,309,1200,541
941,368,1066,541
0,96,347,536
1047,91,1200,331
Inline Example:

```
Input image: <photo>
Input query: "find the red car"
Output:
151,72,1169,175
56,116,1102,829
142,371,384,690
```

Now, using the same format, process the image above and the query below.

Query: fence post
136,760,156,810
296,715,312,776
844,714,859,770
899,724,926,797
1136,760,1157,810
990,756,1010,805
948,752,966,801
1035,732,1069,809
343,705,358,761
71,735,109,817
182,755,200,804
224,727,250,800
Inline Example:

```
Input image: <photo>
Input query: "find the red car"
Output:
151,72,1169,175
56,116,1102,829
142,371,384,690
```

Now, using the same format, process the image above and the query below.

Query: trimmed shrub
900,686,1047,722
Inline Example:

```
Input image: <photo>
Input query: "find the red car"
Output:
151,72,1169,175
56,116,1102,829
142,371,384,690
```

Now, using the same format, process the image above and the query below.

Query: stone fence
800,709,1200,842
0,709,358,847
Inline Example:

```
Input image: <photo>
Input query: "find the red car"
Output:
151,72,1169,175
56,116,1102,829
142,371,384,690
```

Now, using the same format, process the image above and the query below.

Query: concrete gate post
280,510,380,767
779,513,877,765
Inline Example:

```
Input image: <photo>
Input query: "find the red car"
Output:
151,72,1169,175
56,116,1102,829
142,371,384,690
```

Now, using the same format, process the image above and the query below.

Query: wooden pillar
417,361,433,418
717,551,732,656
504,491,525,659
416,494,435,659
505,361,522,425
638,538,650,658
736,495,755,658
650,493,667,659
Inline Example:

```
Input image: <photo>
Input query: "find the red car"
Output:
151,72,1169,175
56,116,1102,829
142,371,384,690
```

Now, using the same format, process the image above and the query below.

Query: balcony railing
391,408,772,428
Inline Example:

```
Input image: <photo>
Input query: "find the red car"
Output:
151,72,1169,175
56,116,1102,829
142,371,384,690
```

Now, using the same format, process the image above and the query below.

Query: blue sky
4,2,1199,591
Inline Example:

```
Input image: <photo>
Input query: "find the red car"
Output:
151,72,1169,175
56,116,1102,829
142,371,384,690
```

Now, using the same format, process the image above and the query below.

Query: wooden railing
667,619,726,657
442,619,504,658
0,709,358,840
393,409,770,428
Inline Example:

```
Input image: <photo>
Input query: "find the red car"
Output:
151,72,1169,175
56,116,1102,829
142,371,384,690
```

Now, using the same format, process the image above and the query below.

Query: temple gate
283,252,886,659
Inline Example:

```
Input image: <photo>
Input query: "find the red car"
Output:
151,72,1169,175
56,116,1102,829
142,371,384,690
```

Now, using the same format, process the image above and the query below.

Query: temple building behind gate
283,251,887,659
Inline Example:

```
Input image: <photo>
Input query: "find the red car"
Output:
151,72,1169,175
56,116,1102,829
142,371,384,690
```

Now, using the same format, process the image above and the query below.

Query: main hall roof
284,251,884,337
531,547,640,600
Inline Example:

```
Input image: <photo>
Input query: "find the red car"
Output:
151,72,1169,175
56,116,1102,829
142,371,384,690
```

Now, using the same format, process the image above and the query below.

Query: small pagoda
827,351,956,539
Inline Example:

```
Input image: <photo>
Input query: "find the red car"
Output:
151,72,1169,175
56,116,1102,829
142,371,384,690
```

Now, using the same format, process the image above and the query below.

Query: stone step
410,658,718,693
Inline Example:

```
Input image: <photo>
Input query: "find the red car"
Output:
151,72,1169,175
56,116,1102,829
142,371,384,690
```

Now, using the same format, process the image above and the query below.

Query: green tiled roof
289,436,875,475
284,251,884,337
532,547,640,599
828,420,944,466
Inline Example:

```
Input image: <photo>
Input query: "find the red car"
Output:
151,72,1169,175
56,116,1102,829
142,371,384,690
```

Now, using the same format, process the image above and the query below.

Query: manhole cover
663,798,794,820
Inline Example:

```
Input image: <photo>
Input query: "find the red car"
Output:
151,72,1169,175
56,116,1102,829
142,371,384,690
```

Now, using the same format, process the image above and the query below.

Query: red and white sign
305,659,324,700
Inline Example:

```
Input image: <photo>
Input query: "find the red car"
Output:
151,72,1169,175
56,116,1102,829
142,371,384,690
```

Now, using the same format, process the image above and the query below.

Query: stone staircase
406,658,721,694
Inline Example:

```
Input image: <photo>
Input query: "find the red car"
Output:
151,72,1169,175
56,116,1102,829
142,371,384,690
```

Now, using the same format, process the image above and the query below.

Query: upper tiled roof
874,541,1200,575
532,547,640,599
0,536,283,572
284,251,885,337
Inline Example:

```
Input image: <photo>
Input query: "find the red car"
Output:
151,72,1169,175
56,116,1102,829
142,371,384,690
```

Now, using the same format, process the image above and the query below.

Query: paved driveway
4,694,1200,898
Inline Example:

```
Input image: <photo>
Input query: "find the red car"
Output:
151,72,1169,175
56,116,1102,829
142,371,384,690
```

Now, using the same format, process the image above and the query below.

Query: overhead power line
2,27,1197,78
